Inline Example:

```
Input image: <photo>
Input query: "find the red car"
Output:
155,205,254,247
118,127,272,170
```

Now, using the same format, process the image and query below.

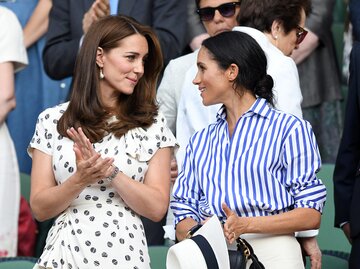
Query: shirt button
60,82,66,89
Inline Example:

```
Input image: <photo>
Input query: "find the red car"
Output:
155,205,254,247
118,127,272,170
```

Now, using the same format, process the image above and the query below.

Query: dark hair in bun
202,31,274,106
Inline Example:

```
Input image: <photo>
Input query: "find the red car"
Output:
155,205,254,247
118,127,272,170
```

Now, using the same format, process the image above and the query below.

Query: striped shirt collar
216,98,272,121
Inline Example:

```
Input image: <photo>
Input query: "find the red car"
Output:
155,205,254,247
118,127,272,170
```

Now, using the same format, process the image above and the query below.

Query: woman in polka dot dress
28,15,177,269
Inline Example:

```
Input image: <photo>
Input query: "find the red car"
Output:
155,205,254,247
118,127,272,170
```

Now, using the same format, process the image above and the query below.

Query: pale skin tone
264,8,307,56
176,47,321,252
0,62,16,124
30,34,172,223
291,30,319,64
23,0,52,48
169,0,240,182
200,0,240,37
82,0,110,34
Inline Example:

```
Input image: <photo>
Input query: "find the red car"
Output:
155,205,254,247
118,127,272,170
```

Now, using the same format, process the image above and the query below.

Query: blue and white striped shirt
171,98,326,225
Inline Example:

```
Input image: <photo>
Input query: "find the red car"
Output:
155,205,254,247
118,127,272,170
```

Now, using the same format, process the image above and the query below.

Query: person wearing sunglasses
157,0,240,242
196,1,240,22
291,0,343,164
234,0,310,120
157,0,240,171
174,0,308,169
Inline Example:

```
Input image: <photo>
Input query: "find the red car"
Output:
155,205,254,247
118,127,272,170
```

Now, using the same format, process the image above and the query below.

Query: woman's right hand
67,127,114,185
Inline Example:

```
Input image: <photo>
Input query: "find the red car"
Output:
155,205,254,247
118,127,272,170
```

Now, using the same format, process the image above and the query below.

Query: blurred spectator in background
291,0,343,163
0,5,28,257
349,0,360,40
334,0,360,268
42,0,187,81
184,0,208,54
0,0,71,174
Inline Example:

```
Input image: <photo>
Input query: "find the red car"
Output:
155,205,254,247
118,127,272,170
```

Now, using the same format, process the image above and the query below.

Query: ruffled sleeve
123,112,178,162
28,103,67,157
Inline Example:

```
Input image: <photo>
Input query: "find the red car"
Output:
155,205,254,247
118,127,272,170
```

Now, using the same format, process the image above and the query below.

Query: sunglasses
296,25,308,45
197,2,241,21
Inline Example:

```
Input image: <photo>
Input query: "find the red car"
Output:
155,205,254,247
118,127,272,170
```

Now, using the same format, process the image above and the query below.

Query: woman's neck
225,91,256,137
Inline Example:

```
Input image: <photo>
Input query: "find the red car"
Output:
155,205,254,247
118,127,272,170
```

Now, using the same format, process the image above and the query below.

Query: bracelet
107,165,120,181
185,223,202,239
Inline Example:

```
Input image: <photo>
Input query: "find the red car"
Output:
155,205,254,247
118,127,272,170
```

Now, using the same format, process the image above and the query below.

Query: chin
121,88,135,95
202,99,213,107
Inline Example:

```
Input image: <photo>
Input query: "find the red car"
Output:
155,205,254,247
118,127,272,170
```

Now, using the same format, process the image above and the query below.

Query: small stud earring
274,35,278,40
100,68,105,79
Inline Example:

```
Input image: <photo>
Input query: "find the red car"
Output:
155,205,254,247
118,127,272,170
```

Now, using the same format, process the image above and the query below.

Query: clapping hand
67,127,114,185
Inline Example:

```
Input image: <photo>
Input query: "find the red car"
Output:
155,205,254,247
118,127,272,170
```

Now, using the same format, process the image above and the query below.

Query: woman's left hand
222,203,249,244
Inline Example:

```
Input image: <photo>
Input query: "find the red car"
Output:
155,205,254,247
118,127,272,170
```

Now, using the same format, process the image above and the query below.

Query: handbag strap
236,238,265,269
191,235,220,269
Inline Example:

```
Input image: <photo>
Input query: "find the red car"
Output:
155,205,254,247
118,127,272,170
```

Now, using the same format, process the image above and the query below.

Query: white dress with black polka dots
28,102,177,269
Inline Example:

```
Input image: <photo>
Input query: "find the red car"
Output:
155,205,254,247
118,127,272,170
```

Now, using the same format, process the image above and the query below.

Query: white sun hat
166,215,230,269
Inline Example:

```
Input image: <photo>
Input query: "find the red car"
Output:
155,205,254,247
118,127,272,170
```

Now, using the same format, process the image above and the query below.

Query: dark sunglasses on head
197,2,241,21
296,25,308,45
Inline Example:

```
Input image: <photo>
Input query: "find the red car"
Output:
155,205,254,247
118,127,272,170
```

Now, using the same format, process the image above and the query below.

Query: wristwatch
185,223,202,239
107,165,120,181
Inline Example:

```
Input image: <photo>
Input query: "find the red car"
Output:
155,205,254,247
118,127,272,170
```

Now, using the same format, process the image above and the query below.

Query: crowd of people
0,0,357,268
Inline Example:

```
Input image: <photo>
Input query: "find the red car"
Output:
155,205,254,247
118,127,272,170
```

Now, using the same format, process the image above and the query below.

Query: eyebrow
125,51,140,55
124,52,149,57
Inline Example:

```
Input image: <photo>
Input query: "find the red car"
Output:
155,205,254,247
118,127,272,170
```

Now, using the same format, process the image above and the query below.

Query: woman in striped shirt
171,31,326,268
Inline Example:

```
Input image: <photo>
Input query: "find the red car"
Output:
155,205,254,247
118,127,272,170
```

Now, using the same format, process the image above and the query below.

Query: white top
0,6,28,257
0,6,28,71
29,103,177,269
233,26,303,118
157,51,198,135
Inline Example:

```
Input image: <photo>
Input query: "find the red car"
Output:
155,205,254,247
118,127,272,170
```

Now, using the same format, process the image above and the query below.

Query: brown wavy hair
57,15,163,143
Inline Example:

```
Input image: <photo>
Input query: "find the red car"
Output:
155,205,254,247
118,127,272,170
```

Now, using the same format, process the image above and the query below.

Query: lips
127,77,138,84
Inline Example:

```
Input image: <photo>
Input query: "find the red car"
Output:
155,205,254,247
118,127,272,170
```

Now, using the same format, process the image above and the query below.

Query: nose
212,10,224,23
193,71,200,85
134,60,144,75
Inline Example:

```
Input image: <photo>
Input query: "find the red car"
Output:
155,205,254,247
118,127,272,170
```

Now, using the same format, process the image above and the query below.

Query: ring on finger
232,232,236,238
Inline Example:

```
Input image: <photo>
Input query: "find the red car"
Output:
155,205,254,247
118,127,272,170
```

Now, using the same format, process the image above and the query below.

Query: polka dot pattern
29,102,177,269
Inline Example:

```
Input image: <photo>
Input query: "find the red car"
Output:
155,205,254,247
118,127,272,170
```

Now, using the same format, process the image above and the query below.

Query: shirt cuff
295,229,319,237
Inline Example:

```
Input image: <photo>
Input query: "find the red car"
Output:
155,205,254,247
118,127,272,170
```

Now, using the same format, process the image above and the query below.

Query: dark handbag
228,238,265,269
